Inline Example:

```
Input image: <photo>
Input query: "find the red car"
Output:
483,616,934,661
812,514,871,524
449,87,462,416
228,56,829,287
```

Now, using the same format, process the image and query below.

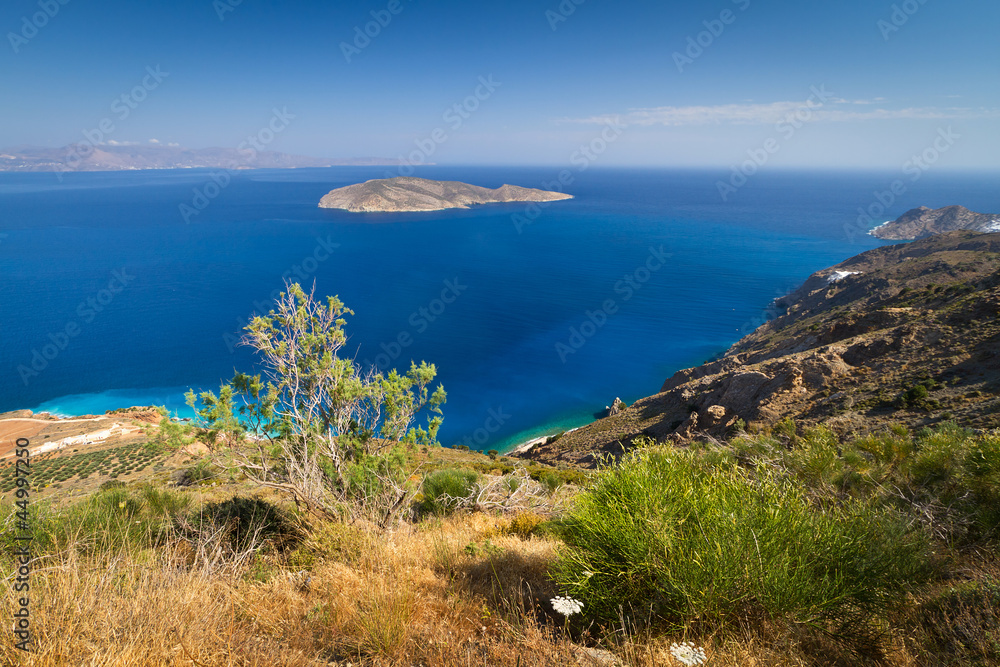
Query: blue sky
1,0,997,167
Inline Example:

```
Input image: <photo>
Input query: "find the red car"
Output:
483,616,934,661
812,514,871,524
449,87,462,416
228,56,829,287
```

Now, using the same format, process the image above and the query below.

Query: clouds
561,98,1000,127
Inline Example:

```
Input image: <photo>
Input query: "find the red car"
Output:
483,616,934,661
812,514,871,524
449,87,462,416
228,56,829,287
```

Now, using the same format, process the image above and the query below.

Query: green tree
187,282,445,525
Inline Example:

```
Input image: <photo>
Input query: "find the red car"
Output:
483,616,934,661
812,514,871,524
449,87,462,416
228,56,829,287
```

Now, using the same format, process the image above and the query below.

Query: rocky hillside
318,176,573,213
520,231,1000,467
871,205,1000,240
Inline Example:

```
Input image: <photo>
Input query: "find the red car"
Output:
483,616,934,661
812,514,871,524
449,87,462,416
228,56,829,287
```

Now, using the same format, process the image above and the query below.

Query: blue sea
2,166,998,451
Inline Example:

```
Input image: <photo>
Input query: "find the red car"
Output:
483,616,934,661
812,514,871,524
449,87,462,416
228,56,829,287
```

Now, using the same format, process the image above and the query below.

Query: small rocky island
871,205,1000,240
318,176,573,213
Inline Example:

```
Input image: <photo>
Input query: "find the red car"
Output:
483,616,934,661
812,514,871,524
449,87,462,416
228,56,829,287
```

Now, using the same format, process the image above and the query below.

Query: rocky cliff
519,231,1000,467
871,205,1000,241
318,177,573,213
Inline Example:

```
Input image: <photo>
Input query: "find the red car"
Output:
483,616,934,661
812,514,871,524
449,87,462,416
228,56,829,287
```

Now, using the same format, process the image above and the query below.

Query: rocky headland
518,230,1000,467
871,205,1000,241
318,176,573,213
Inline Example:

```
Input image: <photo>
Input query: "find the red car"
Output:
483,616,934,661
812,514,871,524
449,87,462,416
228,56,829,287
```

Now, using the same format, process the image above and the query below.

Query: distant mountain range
0,144,404,172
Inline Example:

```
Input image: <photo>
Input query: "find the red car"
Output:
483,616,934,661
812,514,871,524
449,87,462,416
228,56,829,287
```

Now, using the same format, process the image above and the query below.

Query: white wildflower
550,595,584,618
669,641,707,666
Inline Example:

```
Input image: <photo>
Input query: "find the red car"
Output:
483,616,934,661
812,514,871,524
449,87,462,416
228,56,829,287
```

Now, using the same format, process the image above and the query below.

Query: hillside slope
521,231,1000,467
872,205,1000,240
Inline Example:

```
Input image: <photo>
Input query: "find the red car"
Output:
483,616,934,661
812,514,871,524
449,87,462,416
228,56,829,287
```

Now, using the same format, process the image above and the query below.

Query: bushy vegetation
428,456,588,489
727,421,1000,543
149,416,197,449
0,486,575,667
0,484,297,561
0,483,191,557
552,445,931,647
171,458,216,486
186,282,446,526
419,467,479,515
189,496,301,552
911,579,1000,664
2,419,999,664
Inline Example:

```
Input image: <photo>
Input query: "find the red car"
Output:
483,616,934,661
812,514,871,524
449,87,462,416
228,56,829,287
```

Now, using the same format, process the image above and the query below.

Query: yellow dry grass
0,512,579,666
0,506,981,666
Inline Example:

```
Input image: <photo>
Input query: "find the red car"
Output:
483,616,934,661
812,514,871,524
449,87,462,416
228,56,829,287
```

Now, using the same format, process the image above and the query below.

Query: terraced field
0,442,167,493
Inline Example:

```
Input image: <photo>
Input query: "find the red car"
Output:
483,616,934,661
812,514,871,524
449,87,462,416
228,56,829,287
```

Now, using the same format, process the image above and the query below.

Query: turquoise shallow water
2,166,998,451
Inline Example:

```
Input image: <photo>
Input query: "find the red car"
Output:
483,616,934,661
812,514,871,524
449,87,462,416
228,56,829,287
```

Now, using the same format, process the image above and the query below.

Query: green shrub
419,468,479,515
959,436,1000,538
339,446,411,513
152,417,195,450
537,470,563,494
732,422,1000,544
0,499,60,556
192,496,300,552
172,459,215,486
139,484,191,517
11,485,184,555
552,447,930,645
904,384,930,407
911,424,966,485
504,475,520,494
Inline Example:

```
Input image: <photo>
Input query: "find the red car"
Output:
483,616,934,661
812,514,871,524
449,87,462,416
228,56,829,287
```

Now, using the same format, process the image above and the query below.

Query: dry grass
0,510,578,666
2,496,993,666
2,549,315,666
